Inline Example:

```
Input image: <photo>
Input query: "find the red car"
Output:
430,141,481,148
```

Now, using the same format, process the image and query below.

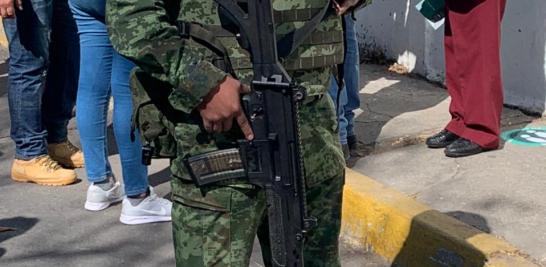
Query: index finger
236,111,254,140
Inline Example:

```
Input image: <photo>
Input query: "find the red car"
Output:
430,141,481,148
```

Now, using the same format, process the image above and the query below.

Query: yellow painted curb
341,168,540,267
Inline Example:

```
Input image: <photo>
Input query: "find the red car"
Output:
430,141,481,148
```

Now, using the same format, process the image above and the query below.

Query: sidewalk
0,63,388,266
2,61,544,266
350,63,546,265
352,63,535,155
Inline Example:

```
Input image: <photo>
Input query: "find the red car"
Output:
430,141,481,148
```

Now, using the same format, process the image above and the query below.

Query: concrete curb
341,168,541,267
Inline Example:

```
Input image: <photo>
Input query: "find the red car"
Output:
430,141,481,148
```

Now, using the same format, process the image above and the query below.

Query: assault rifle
223,1,314,266
184,0,325,266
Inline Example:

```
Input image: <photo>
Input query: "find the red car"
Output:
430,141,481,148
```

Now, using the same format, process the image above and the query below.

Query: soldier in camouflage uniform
106,0,369,266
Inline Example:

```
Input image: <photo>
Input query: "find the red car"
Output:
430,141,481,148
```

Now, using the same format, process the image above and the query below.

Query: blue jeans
328,15,360,145
70,0,148,196
3,0,79,160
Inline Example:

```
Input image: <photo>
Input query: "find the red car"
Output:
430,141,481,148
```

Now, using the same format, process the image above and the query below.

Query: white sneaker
84,181,124,211
119,187,172,225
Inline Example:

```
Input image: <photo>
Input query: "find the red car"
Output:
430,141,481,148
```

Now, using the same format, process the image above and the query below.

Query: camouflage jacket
106,0,369,182
107,0,371,113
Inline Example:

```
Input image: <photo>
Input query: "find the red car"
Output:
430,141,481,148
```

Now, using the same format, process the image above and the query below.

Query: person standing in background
1,0,84,186
328,13,367,163
69,0,172,224
426,0,506,157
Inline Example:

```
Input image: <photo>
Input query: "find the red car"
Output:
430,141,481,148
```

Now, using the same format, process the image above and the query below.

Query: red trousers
444,0,506,149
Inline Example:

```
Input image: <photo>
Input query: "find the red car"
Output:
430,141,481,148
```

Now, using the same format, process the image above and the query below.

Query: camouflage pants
171,95,345,267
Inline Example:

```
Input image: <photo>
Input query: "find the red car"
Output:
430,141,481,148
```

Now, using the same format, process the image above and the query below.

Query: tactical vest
132,1,345,161
178,0,345,84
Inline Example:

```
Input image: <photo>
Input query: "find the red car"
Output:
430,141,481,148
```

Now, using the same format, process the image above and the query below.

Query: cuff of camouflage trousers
169,61,228,114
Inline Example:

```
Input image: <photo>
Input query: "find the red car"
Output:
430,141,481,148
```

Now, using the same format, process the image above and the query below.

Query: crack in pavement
411,159,462,198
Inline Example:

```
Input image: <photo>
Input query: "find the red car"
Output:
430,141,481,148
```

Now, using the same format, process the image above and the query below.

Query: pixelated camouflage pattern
106,0,348,266
108,0,345,103
171,178,266,266
298,89,345,186
171,145,344,267
179,0,344,88
165,68,343,187
258,172,345,267
108,0,346,181
107,0,229,113
167,89,344,266
130,69,178,158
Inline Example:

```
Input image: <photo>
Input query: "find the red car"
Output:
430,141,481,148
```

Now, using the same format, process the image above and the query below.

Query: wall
356,0,546,114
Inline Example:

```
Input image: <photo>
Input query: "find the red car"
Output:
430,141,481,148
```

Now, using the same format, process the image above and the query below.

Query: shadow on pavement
0,62,7,98
0,217,39,258
349,62,537,167
444,211,491,234
0,204,174,266
347,64,448,166
356,65,448,147
1,234,173,266
393,210,490,267
106,124,120,156
95,119,131,156
0,140,13,188
149,166,172,187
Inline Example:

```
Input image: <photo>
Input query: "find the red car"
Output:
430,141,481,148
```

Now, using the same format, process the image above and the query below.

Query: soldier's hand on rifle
0,0,23,18
198,76,254,140
333,0,359,16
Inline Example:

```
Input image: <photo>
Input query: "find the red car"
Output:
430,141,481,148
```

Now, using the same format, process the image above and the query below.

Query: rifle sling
276,2,334,59
176,2,335,68
175,21,235,75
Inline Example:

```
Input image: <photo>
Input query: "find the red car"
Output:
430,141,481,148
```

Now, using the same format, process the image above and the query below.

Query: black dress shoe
426,130,459,148
444,138,484,158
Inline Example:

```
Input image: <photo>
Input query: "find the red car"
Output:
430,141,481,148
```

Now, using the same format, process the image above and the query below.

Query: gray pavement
352,64,535,155
0,138,388,267
0,64,388,266
351,64,546,265
3,61,544,266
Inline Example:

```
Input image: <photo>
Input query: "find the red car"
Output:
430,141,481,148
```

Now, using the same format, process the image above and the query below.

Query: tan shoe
48,141,85,168
11,155,77,186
